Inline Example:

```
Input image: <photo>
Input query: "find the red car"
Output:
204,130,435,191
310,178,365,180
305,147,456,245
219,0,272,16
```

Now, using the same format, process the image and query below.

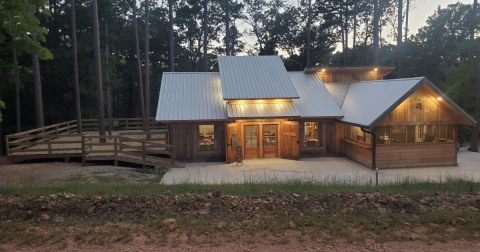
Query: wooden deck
5,118,183,168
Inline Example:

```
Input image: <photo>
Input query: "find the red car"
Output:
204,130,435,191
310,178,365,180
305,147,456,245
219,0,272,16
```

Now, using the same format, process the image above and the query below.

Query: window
391,126,406,144
439,125,455,142
344,124,371,145
304,122,322,147
198,125,217,151
376,126,391,144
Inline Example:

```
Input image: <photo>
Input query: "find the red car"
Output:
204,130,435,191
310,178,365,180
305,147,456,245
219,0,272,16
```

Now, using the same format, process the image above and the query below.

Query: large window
304,122,322,147
345,124,371,145
198,125,217,151
377,125,454,144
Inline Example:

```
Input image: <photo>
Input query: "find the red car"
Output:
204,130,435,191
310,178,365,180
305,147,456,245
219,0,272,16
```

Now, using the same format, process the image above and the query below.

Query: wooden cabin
156,56,477,169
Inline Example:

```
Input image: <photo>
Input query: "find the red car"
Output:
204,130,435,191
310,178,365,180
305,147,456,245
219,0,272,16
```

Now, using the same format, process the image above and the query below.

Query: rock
169,223,177,232
87,206,96,214
292,193,300,198
205,202,212,207
54,216,65,223
95,196,102,200
429,223,440,229
217,222,227,229
162,218,176,225
467,206,479,212
288,221,296,229
212,191,221,197
355,193,364,198
41,214,50,221
378,207,387,214
198,208,209,215
207,192,213,198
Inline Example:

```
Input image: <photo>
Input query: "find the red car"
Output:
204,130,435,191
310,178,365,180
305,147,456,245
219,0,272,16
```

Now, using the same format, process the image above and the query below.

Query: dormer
304,66,394,83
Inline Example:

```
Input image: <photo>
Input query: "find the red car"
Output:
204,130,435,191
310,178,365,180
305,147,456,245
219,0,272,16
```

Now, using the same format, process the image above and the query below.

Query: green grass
0,177,478,197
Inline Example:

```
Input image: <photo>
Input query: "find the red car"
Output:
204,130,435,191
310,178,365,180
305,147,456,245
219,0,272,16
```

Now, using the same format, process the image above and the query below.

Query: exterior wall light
437,97,442,101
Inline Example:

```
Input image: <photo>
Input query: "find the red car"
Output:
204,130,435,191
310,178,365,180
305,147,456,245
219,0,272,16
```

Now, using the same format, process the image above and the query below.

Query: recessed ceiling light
437,97,442,101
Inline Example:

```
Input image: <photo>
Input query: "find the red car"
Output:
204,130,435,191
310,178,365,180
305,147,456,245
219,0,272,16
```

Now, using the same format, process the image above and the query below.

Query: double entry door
228,122,299,163
244,125,278,159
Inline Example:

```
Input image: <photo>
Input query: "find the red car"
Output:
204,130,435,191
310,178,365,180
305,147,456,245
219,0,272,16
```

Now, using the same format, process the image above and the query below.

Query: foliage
0,100,5,122
0,0,52,59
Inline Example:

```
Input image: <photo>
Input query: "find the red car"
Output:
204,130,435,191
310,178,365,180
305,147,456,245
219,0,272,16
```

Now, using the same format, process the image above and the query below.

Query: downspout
361,127,376,169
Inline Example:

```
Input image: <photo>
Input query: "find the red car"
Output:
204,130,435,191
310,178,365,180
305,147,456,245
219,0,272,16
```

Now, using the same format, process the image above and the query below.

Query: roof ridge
163,72,220,74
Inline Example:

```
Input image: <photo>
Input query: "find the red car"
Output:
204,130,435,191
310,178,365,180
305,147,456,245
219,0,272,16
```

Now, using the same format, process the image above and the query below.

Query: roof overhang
304,66,395,76
227,102,301,118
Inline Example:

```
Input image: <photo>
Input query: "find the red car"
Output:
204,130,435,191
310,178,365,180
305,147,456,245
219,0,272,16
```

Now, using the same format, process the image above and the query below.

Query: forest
0,0,479,154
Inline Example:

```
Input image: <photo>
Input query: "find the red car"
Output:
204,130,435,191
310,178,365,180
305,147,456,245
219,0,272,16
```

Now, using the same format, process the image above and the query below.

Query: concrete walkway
162,148,480,185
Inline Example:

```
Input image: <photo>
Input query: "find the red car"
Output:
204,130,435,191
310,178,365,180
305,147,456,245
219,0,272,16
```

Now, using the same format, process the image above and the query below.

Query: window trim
303,121,323,148
196,124,219,152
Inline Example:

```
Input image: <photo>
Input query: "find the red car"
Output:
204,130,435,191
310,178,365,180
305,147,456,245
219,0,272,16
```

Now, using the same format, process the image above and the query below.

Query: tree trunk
71,0,82,133
92,0,106,138
144,0,151,132
32,34,44,128
344,5,349,66
373,0,380,65
133,0,147,132
226,0,230,56
203,0,208,71
352,3,357,65
168,0,174,71
340,11,346,66
305,0,312,68
397,0,404,78
471,0,479,152
405,0,410,45
13,44,21,133
106,21,113,136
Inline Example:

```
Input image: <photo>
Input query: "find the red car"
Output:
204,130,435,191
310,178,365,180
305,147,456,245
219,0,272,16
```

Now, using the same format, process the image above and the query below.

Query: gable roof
156,73,227,121
218,56,299,100
339,77,477,128
289,72,343,117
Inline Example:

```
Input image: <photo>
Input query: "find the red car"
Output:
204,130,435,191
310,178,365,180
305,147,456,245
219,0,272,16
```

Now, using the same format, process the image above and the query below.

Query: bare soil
1,236,479,252
0,157,157,185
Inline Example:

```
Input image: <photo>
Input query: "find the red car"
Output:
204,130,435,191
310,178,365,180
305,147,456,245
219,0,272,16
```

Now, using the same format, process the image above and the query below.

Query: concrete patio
161,148,480,185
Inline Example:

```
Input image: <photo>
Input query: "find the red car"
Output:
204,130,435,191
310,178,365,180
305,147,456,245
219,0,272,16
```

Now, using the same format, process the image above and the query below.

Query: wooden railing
5,118,165,156
4,118,175,167
82,135,175,168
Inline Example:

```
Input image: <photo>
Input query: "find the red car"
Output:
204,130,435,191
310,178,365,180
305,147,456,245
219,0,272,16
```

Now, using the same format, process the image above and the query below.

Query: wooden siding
376,143,457,168
170,122,226,162
378,86,456,126
317,72,384,83
341,139,373,168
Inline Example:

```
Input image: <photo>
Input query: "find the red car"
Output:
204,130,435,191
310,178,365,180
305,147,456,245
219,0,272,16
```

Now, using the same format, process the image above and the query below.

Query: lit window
304,122,322,147
198,125,217,151
391,126,406,144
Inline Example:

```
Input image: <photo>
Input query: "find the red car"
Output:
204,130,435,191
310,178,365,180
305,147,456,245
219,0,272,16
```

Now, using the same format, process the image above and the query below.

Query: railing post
67,122,70,134
114,137,118,167
48,136,52,154
142,141,146,169
126,119,129,131
81,135,86,166
56,125,59,134
5,136,10,156
26,133,29,149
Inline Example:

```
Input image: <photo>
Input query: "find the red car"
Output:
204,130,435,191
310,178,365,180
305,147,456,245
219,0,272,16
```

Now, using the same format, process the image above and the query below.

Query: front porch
162,148,480,185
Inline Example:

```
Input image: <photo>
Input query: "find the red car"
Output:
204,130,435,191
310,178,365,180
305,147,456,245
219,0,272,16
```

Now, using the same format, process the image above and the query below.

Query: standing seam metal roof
324,82,351,108
289,72,344,117
340,77,424,128
218,56,300,100
156,73,228,121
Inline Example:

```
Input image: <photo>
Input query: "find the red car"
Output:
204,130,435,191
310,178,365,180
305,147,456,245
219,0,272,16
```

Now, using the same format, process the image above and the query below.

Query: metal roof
227,102,300,118
340,77,424,128
324,82,351,108
289,72,344,117
156,73,228,121
218,56,300,100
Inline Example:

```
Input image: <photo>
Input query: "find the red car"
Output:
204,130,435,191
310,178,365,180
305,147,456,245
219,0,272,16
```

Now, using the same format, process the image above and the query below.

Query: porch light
374,68,378,71
437,97,442,101
321,69,326,72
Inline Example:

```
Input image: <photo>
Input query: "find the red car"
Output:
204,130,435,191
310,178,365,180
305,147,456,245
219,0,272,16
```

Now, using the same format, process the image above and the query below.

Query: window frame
302,121,324,148
197,124,219,152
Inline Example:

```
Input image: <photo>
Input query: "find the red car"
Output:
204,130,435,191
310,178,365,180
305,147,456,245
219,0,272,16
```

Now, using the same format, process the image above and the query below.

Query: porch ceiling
227,102,300,118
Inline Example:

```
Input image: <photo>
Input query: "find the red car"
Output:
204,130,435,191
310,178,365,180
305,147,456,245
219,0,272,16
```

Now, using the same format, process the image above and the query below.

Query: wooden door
263,125,278,158
280,121,299,160
226,123,240,164
244,125,259,159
